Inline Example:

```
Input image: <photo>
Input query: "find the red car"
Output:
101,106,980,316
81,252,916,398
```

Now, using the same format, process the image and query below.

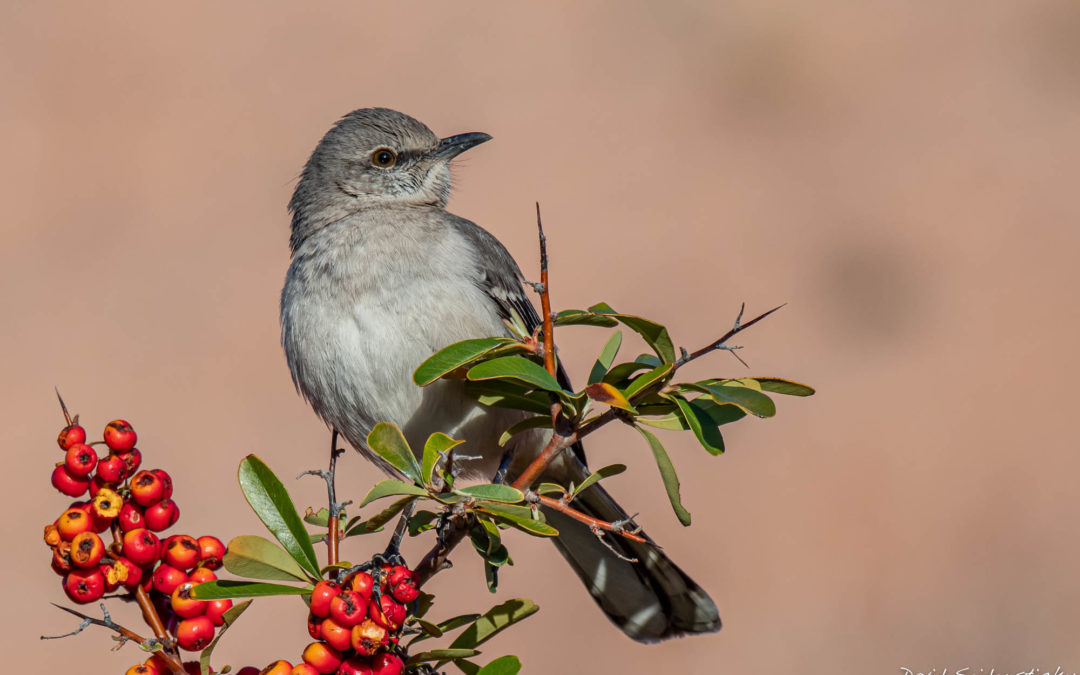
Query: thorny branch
299,429,351,567
43,603,186,675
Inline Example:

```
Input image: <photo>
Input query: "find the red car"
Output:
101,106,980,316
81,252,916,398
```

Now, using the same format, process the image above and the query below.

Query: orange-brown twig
299,430,350,571
537,495,646,543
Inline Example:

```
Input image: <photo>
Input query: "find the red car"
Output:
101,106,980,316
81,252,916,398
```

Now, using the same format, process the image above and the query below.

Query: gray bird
280,108,720,641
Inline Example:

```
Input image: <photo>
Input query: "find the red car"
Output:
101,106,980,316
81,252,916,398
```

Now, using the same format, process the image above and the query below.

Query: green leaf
686,382,776,418
497,416,552,447
572,464,627,498
407,649,481,665
455,484,525,503
588,331,623,384
359,479,429,507
197,599,251,675
477,655,523,675
237,455,321,580
414,337,514,386
484,560,499,592
534,482,566,496
423,432,464,487
410,613,484,646
408,509,440,536
466,380,553,415
449,598,540,650
345,496,417,536
367,423,423,484
222,535,310,582
554,308,618,327
634,426,691,526
191,580,311,600
670,396,726,455
456,660,481,675
583,382,636,412
637,398,745,431
467,356,564,393
603,354,664,385
754,377,816,396
624,363,675,399
409,617,444,639
477,503,558,537
303,508,331,527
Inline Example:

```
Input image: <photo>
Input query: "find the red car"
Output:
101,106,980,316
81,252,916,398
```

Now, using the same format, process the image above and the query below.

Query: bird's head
288,108,490,250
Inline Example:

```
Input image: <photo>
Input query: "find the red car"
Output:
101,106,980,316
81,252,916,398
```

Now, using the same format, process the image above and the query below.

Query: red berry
189,567,217,584
319,617,353,652
291,665,320,675
308,580,340,618
175,615,214,651
390,579,418,604
63,568,106,604
348,571,375,602
205,598,232,626
368,594,405,631
57,506,94,540
104,419,138,452
258,661,293,675
306,612,322,640
350,619,388,656
386,566,412,587
118,502,145,532
370,653,404,675
64,444,98,477
330,590,367,627
70,531,105,568
196,535,226,569
130,470,165,506
301,641,341,674
170,582,208,618
58,424,86,450
152,564,189,595
163,535,201,571
153,469,174,499
337,656,375,675
51,464,90,497
144,498,180,531
122,528,161,567
96,454,126,483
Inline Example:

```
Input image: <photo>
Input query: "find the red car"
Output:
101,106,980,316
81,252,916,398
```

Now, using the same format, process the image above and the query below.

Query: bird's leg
492,447,516,484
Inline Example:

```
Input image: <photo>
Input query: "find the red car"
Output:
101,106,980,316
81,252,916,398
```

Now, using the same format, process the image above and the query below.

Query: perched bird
280,108,720,641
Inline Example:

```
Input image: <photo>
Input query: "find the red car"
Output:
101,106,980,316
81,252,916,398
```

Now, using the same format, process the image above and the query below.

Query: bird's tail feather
542,458,721,642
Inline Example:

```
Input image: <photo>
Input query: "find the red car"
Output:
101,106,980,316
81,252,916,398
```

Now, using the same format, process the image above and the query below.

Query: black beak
433,132,492,160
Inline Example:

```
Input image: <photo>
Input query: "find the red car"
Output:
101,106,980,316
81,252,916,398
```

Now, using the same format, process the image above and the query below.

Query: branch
412,509,469,589
676,302,785,368
536,495,646,544
43,604,186,674
299,430,350,568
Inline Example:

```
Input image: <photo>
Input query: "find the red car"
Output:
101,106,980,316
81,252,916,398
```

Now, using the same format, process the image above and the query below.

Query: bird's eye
371,148,397,167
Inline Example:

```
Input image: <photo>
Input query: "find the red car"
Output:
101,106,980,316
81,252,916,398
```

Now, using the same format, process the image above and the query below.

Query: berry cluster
45,417,231,666
253,564,417,675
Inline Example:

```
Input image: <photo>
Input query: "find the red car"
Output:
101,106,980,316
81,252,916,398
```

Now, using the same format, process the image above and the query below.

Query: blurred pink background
4,2,1079,673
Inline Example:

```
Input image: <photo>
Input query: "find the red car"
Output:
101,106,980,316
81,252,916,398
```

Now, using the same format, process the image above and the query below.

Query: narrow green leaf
612,314,676,363
367,423,423,484
554,309,618,327
634,426,691,526
456,660,481,675
449,599,540,650
455,484,525,503
638,398,746,431
345,496,417,536
410,612,484,646
410,617,444,639
572,464,627,498
670,396,726,455
237,455,321,580
408,649,481,665
408,509,440,536
497,416,552,447
588,331,623,384
467,356,565,393
603,354,664,385
423,432,464,487
477,655,523,675
754,377,816,396
190,580,311,599
359,479,429,507
534,482,566,496
484,560,499,592
624,363,675,399
477,503,558,537
198,599,251,674
414,337,513,386
222,535,310,582
584,382,637,412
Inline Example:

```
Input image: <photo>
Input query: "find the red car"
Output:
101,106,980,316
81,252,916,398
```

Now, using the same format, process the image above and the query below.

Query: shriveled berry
351,618,388,656
64,443,98,477
52,464,90,497
58,424,86,450
175,615,214,651
114,557,143,588
144,498,180,531
52,541,73,573
63,568,106,603
104,419,137,452
70,531,105,568
196,535,226,569
44,523,62,547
